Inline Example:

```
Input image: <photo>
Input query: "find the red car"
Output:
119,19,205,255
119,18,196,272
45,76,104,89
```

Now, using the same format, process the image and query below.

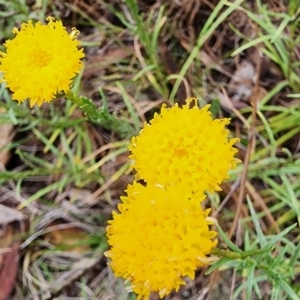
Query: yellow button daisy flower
129,98,239,194
105,181,217,300
0,17,85,106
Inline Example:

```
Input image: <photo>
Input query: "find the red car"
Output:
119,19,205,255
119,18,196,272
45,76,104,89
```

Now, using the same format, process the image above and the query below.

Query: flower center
31,49,53,68
175,148,187,158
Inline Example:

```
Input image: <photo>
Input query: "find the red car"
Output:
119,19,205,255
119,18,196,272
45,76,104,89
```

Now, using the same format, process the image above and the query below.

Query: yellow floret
0,17,85,106
129,98,239,194
105,181,217,299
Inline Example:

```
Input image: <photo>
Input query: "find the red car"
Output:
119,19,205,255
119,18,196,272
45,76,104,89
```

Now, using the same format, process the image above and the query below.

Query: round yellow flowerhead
129,98,239,194
0,17,85,107
105,182,217,299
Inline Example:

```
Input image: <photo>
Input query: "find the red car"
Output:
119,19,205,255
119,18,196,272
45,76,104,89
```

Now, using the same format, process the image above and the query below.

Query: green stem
65,91,134,138
211,247,272,259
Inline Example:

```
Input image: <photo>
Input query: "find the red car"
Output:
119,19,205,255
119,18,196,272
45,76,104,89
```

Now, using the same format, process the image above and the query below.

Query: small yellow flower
105,182,217,299
0,17,85,106
129,98,239,194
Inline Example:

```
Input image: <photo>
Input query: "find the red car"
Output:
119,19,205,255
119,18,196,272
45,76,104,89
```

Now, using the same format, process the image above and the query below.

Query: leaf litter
1,0,300,299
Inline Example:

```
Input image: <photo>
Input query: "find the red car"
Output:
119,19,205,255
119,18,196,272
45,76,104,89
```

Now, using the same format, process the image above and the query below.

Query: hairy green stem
66,91,134,138
212,247,272,259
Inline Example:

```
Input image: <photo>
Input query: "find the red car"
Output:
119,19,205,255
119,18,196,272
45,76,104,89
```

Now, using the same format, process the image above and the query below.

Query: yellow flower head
105,182,217,299
129,98,239,194
0,17,85,106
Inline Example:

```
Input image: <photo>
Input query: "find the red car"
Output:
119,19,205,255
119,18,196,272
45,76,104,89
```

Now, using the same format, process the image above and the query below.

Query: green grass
0,0,299,299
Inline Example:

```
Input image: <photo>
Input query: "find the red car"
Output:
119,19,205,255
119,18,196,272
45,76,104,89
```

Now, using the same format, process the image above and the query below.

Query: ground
0,0,299,300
